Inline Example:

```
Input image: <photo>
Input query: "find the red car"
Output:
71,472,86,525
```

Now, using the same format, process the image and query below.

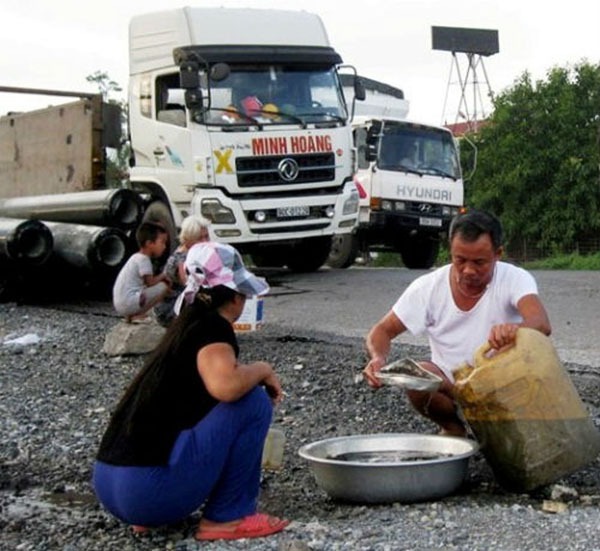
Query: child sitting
154,215,211,327
113,222,171,323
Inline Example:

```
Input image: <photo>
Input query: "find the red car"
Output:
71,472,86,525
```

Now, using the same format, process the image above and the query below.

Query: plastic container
453,328,600,492
233,296,264,332
261,426,285,471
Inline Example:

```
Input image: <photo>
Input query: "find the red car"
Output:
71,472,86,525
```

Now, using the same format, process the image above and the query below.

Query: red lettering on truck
252,135,332,156
290,135,332,154
252,137,288,155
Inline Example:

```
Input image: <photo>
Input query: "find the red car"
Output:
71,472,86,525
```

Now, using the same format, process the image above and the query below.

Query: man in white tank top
363,210,552,436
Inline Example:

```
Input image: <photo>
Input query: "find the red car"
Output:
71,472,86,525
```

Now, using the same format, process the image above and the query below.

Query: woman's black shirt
97,311,238,466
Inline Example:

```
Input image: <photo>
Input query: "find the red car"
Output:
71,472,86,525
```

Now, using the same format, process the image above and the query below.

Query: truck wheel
400,237,440,269
327,234,359,269
141,200,177,267
0,270,12,303
285,236,332,273
250,247,286,268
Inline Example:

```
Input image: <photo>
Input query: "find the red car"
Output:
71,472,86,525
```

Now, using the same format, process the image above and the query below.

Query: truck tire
327,234,359,269
285,236,332,273
400,237,440,269
0,268,13,303
141,200,177,267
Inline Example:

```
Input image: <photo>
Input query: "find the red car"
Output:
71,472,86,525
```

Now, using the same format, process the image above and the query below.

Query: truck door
152,74,193,203
130,72,193,208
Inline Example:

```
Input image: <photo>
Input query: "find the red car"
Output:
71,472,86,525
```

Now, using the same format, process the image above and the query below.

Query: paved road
262,267,600,367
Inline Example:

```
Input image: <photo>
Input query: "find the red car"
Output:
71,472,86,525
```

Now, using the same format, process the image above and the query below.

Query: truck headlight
200,199,236,224
442,206,460,216
343,190,359,214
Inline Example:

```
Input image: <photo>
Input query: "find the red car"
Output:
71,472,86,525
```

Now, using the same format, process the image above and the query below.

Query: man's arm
488,293,552,350
363,311,407,388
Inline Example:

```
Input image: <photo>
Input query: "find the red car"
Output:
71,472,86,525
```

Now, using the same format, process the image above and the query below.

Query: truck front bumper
191,181,359,244
360,210,453,247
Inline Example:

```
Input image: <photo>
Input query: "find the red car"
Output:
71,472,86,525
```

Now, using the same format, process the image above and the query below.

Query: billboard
432,27,499,56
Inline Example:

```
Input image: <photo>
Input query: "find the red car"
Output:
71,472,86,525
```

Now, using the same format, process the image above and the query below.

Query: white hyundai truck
329,76,464,269
128,7,363,272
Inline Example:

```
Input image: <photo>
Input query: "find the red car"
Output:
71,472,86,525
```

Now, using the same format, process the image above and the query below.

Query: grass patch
369,252,404,267
521,252,600,270
365,250,600,270
368,247,450,268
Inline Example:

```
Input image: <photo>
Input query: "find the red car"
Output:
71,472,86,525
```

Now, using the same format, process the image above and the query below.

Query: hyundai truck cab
329,76,464,269
357,117,463,267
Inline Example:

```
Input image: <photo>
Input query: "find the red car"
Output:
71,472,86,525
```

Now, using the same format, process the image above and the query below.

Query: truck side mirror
210,63,230,82
354,78,366,101
366,144,377,163
180,61,200,89
365,124,380,162
354,127,371,168
184,88,204,110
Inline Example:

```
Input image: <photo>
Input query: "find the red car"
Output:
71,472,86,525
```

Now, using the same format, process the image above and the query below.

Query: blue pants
93,386,272,526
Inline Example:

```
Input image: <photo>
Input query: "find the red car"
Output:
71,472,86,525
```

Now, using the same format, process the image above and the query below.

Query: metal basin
298,433,479,504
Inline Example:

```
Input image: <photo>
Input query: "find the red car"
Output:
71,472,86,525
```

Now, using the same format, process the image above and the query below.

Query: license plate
277,206,310,218
419,216,442,227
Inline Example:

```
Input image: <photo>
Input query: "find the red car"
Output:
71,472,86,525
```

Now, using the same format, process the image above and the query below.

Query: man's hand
488,323,520,351
362,356,386,388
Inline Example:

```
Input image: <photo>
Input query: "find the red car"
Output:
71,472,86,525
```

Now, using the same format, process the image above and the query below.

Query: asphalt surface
262,267,600,367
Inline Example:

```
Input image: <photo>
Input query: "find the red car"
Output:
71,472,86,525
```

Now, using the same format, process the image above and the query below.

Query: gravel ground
1,300,600,551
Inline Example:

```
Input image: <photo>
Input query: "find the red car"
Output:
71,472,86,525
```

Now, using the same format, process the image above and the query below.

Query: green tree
86,71,130,187
466,61,600,254
86,70,122,101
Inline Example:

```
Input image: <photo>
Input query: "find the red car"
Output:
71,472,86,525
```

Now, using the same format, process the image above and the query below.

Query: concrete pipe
0,218,53,265
44,222,130,271
0,188,144,230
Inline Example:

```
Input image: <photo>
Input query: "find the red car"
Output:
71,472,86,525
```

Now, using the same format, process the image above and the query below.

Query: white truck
128,7,363,272
328,76,464,269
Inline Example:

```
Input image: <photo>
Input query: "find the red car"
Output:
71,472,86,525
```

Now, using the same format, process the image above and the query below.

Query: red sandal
195,512,289,541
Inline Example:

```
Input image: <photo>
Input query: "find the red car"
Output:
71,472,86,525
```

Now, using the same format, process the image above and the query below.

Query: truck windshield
202,65,347,126
377,124,461,180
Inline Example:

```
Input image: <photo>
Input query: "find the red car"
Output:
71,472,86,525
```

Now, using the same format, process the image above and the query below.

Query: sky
2,0,599,126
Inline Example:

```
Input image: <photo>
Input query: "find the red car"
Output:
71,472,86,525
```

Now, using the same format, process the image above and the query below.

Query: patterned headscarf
173,242,269,315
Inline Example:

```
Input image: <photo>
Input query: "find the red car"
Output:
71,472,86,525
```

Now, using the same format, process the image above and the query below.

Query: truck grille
407,202,444,216
236,153,335,187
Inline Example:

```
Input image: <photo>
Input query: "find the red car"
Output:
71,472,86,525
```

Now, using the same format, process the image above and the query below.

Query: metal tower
432,26,499,132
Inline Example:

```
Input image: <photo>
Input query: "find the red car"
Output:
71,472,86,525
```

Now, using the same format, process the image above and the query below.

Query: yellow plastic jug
261,426,285,471
453,328,600,492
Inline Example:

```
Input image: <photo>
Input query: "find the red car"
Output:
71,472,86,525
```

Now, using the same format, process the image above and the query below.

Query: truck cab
330,76,464,269
356,118,463,268
128,7,362,272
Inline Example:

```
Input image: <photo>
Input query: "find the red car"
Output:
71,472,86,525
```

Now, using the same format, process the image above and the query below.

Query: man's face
450,233,501,289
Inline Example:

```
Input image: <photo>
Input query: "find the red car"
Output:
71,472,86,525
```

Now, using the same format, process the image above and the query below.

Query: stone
541,500,568,514
550,483,578,502
279,540,312,551
102,321,165,356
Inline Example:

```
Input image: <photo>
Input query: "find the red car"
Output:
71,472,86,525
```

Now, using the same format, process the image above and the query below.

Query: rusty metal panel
0,97,103,198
